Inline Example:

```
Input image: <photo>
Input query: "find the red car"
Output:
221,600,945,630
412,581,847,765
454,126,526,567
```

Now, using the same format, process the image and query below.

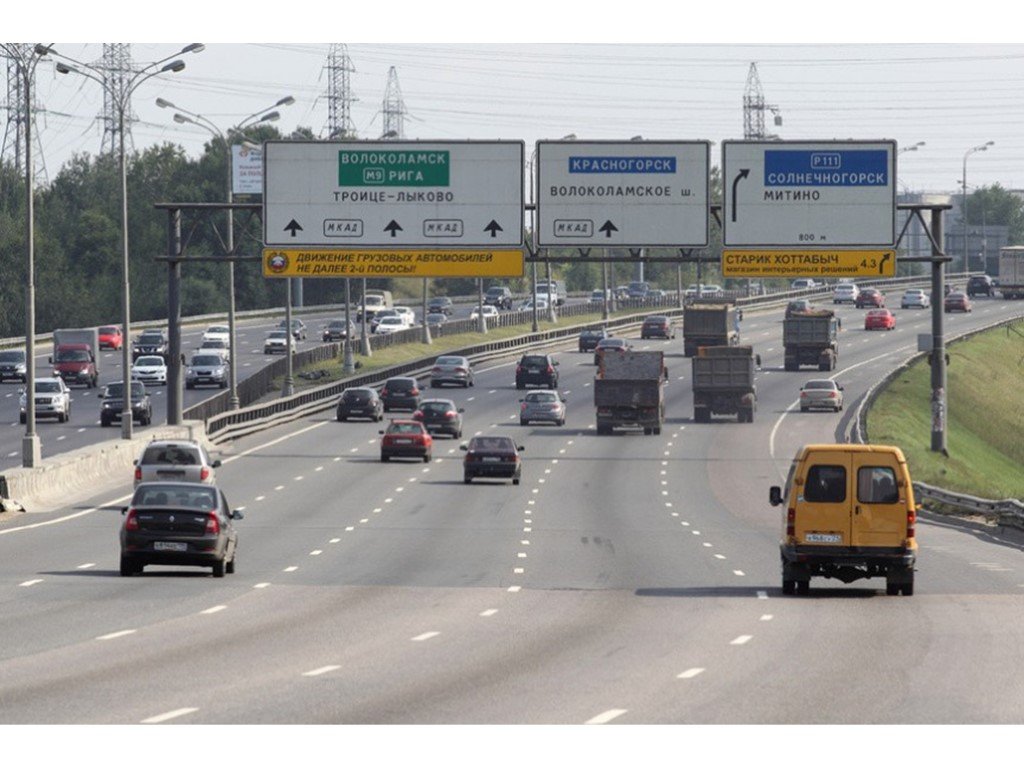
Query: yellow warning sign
262,248,525,279
722,249,897,278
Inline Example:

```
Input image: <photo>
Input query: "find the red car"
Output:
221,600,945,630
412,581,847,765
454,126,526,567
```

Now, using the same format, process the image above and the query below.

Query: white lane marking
677,668,705,679
488,390,497,394
294,476,304,482
731,635,753,645
520,540,530,546
201,606,227,615
517,552,528,559
315,466,323,472
412,632,440,642
77,563,96,569
733,570,746,577
329,538,341,544
480,609,499,617
513,567,525,574
20,579,43,587
141,708,198,724
714,554,726,560
303,665,341,677
524,527,532,533
586,709,627,725
373,508,383,513
97,629,137,641
274,485,285,491
508,585,521,593
284,566,298,572
345,526,355,532
310,550,322,556
56,435,66,441
77,428,86,433
255,496,265,502
253,583,271,589
760,615,774,621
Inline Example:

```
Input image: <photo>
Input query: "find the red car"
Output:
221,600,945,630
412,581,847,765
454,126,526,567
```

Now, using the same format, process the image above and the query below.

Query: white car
901,288,931,309
684,284,723,299
373,316,412,334
518,298,549,312
19,377,72,423
393,306,416,325
201,325,230,344
198,339,230,362
833,284,860,304
470,305,500,321
263,329,289,354
131,355,168,386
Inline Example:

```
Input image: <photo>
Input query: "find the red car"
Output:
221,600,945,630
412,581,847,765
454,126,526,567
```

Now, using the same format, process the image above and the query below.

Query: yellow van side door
793,449,853,547
850,453,907,548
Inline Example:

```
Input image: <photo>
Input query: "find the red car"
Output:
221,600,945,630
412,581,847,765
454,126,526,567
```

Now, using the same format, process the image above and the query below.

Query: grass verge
867,320,1024,499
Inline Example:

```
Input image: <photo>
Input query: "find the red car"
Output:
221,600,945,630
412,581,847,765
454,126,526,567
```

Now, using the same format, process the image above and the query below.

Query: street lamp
158,95,294,410
1,43,53,467
899,141,925,154
50,43,202,439
963,141,994,273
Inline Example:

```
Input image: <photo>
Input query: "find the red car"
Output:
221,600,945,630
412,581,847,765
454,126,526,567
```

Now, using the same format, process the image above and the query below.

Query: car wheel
800,406,808,413
464,474,473,484
423,454,431,463
558,419,565,427
337,415,346,422
212,559,225,578
796,580,810,596
381,454,390,462
520,419,529,426
19,413,26,425
512,477,520,486
782,579,795,595
226,553,236,574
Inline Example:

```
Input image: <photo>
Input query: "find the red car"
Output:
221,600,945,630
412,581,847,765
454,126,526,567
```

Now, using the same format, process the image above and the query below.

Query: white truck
998,246,1024,299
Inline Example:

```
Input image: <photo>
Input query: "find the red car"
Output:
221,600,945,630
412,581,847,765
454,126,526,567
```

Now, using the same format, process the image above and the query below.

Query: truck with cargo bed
692,346,757,423
594,350,666,436
50,328,99,388
683,303,739,357
998,246,1024,299
783,310,839,372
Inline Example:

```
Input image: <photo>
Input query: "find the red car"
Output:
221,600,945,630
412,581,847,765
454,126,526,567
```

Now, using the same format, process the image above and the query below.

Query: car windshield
0,351,23,362
207,326,228,334
470,436,515,452
522,356,547,366
36,381,61,393
526,392,557,403
136,356,164,366
133,484,217,509
599,339,624,348
645,316,667,323
804,381,834,390
191,355,222,366
380,317,403,325
55,349,90,362
329,322,347,329
138,333,163,343
201,340,225,347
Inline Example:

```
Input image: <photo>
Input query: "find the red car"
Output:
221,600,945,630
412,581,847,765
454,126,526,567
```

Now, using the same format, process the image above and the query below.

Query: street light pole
962,141,993,273
51,44,203,440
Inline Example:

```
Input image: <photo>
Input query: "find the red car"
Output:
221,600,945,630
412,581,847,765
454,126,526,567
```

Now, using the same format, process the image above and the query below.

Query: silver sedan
519,390,566,426
799,379,844,413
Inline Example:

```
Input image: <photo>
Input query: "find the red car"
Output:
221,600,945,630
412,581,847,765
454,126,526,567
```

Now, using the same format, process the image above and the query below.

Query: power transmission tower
743,62,782,140
1,44,47,183
381,66,406,140
324,43,357,139
100,43,134,155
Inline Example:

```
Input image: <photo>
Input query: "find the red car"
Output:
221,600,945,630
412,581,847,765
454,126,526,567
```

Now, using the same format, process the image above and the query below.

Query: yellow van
769,444,918,596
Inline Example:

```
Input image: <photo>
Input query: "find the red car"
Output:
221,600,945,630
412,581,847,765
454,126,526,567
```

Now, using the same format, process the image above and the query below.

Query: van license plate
805,533,842,543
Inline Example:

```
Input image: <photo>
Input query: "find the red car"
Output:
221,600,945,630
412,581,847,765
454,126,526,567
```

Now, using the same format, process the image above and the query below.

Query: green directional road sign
338,149,451,187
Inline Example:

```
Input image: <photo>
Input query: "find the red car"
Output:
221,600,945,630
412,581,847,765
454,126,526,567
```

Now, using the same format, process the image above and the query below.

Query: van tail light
907,509,916,540
786,508,796,538
134,466,142,481
125,509,139,531
200,466,211,481
205,514,220,535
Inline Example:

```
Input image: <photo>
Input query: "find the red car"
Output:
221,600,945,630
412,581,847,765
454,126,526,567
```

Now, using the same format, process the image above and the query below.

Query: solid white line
586,709,627,725
677,668,705,679
760,615,774,621
303,665,341,677
730,635,753,645
97,629,137,641
411,632,440,642
141,708,198,724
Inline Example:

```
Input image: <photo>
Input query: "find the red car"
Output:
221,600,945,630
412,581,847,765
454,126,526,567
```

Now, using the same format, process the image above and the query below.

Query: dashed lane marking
141,708,198,724
586,709,627,725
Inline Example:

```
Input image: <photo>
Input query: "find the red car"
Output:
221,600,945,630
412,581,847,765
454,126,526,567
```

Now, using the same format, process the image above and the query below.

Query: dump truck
998,246,1024,299
50,327,99,388
783,309,839,372
594,350,666,435
683,303,739,357
692,346,757,423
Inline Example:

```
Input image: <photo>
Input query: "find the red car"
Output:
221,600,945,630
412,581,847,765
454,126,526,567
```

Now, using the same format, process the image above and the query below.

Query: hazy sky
9,6,1022,200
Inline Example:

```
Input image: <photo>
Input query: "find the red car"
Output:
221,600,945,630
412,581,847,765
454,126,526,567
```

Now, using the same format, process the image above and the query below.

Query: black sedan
119,482,242,577
337,387,384,422
640,315,675,339
461,435,524,485
578,328,609,352
412,398,464,438
322,319,354,341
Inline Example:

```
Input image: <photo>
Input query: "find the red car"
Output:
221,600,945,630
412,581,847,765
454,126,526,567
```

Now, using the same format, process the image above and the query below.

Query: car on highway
589,289,612,303
0,349,27,383
198,338,230,361
133,439,220,487
578,327,609,352
799,379,844,412
785,299,815,317
427,296,454,315
864,308,896,331
518,297,548,312
461,435,524,485
425,312,448,326
944,291,972,313
336,386,384,422
519,389,566,426
412,398,464,438
684,283,723,299
484,285,514,310
627,281,650,299
19,377,71,424
369,308,399,332
855,288,885,308
380,376,422,412
132,355,169,386
790,278,818,290
50,344,98,389
640,315,675,340
185,353,228,389
515,353,559,389
470,305,500,322
263,329,289,354
900,289,930,309
322,319,354,342
99,380,152,427
201,325,230,344
393,306,416,325
98,325,123,350
430,355,474,388
832,283,860,304
967,274,995,297
278,319,307,341
594,336,632,366
373,315,413,335
379,420,433,463
132,329,169,362
119,481,242,577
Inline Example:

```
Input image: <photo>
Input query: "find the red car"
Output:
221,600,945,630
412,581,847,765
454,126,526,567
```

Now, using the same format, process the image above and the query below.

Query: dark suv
967,275,994,298
427,297,454,316
515,353,559,389
578,328,609,352
484,286,514,310
380,376,422,412
100,380,153,427
132,330,169,362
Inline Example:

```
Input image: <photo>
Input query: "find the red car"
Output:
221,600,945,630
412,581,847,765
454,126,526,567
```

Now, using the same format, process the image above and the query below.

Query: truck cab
51,343,97,388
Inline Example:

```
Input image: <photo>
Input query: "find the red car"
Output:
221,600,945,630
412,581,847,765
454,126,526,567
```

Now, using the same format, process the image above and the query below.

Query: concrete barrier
0,421,208,514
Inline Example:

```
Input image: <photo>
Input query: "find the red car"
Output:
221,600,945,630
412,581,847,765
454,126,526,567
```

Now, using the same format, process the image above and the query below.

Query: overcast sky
8,4,1022,198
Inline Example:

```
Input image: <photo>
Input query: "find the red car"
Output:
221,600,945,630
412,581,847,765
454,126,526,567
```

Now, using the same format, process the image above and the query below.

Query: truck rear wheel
784,359,797,372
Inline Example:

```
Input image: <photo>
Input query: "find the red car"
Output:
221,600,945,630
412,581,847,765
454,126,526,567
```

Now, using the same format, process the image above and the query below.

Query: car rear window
344,389,372,402
804,381,833,390
422,401,452,413
142,445,201,465
804,465,846,503
857,467,900,504
134,484,216,509
527,392,557,403
388,423,423,434
522,356,547,366
387,379,416,391
470,436,515,452
436,357,462,366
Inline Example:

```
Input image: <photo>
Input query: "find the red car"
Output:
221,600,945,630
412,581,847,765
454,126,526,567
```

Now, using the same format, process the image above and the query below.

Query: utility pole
1,44,47,185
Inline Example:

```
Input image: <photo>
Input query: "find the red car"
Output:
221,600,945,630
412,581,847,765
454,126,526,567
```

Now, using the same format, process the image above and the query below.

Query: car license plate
483,456,501,462
154,541,187,552
395,438,412,444
805,533,842,543
350,409,363,414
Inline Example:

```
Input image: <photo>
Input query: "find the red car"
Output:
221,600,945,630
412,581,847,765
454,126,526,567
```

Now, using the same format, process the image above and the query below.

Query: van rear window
804,465,846,503
857,467,899,504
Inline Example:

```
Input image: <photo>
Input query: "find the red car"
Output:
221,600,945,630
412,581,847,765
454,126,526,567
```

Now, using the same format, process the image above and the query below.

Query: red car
98,325,123,350
944,292,972,313
855,288,885,308
379,420,433,463
864,309,895,331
